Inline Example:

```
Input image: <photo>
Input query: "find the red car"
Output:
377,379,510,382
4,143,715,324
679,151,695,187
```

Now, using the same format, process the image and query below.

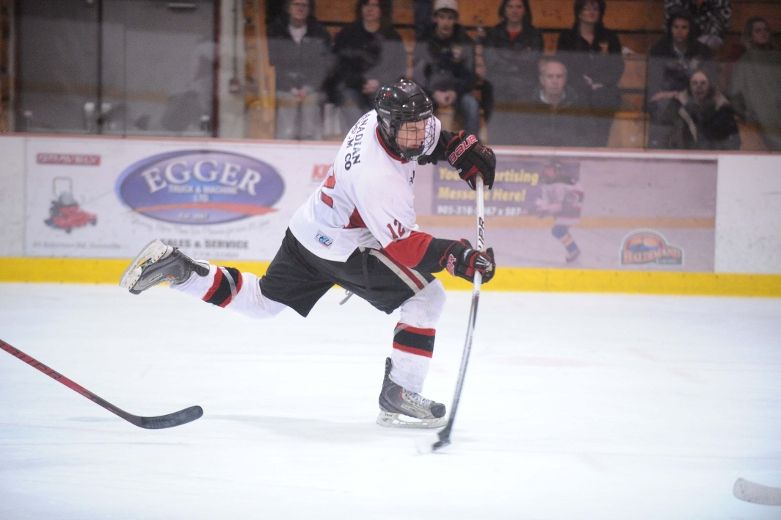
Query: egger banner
26,138,337,260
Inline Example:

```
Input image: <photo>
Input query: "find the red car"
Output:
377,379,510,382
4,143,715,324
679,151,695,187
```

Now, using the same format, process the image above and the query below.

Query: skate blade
376,411,447,429
119,239,170,292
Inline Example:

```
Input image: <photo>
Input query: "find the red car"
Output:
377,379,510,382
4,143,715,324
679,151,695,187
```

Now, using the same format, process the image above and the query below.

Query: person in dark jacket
519,57,591,147
664,0,732,51
556,0,624,147
267,0,333,140
324,0,408,131
412,0,480,136
646,9,713,148
482,0,544,145
728,17,781,151
659,67,740,150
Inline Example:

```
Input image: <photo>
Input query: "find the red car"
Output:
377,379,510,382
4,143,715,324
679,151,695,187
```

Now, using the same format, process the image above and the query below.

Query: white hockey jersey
289,111,442,262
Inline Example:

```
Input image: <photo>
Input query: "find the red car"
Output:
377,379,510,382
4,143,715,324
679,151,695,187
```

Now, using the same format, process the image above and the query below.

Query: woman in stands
660,67,740,150
556,0,624,147
645,9,713,149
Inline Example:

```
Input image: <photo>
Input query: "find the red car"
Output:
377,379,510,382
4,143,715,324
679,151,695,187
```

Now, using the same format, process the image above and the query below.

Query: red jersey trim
382,231,433,269
345,208,366,229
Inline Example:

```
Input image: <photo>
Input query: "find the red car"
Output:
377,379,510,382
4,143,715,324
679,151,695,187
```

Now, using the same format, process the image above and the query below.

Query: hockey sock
390,281,446,392
173,264,286,319
390,323,434,393
204,266,244,307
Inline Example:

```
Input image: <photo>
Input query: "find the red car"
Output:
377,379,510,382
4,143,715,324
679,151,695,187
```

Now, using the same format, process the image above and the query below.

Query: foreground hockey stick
733,477,781,506
1,339,203,429
431,177,486,452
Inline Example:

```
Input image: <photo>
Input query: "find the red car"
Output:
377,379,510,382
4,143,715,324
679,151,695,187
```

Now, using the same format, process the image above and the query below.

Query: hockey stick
733,477,781,506
1,339,203,429
431,177,486,452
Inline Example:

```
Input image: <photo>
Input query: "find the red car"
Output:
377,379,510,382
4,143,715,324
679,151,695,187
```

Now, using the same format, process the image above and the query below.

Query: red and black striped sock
202,266,244,308
392,323,435,358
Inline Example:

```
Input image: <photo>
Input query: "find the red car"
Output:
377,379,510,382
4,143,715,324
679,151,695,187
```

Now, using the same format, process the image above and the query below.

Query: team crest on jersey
620,230,683,265
316,231,334,247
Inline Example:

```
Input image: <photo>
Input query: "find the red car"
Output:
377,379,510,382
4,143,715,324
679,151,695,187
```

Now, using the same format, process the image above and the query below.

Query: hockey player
120,78,496,429
535,161,584,263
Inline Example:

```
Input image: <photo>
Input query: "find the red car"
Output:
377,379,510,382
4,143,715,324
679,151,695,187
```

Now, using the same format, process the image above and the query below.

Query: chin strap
375,122,407,161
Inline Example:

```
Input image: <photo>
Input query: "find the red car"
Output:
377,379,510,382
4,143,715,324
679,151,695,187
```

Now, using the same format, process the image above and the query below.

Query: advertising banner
25,138,337,260
25,138,716,271
415,151,717,272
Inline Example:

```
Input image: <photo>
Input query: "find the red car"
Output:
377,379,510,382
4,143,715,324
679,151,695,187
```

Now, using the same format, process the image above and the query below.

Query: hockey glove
445,131,496,190
443,240,495,283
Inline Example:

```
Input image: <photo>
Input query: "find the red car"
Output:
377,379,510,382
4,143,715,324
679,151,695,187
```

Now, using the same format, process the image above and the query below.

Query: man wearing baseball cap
433,0,458,15
412,0,481,137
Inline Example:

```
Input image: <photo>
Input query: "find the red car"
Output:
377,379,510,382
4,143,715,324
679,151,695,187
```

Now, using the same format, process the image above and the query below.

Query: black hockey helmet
374,79,435,160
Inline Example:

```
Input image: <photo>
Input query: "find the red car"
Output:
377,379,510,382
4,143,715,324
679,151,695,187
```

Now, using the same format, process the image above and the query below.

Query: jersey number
386,219,406,240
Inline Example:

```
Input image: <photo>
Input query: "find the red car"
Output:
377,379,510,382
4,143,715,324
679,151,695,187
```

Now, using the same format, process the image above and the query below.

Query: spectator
518,57,590,147
412,0,481,136
659,67,740,150
664,0,732,51
556,0,624,147
482,0,544,145
646,9,713,148
323,0,408,131
267,0,333,140
728,17,781,151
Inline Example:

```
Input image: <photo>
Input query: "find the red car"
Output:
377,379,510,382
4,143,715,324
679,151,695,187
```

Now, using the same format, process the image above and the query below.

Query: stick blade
128,405,204,429
431,436,451,452
429,426,452,453
413,432,451,455
733,477,781,506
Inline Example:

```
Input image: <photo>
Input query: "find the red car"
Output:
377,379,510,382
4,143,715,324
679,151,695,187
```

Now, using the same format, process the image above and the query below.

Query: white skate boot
377,357,447,429
120,239,209,294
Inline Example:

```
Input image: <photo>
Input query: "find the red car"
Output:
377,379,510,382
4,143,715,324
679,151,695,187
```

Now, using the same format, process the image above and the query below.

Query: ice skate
566,247,581,263
377,357,446,429
120,239,209,295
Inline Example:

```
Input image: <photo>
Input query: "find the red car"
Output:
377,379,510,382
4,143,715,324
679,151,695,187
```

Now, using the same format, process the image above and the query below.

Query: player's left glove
445,131,496,190
442,240,495,283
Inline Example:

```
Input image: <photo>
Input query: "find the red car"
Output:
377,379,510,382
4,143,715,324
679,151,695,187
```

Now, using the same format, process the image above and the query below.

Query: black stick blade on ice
432,428,452,452
1,339,203,429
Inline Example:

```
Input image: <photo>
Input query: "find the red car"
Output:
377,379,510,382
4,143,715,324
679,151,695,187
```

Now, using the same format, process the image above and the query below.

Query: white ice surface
1,283,780,520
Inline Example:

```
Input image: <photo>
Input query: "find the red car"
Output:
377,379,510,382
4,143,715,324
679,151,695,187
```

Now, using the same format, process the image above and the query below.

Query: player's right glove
442,240,495,283
445,131,496,190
